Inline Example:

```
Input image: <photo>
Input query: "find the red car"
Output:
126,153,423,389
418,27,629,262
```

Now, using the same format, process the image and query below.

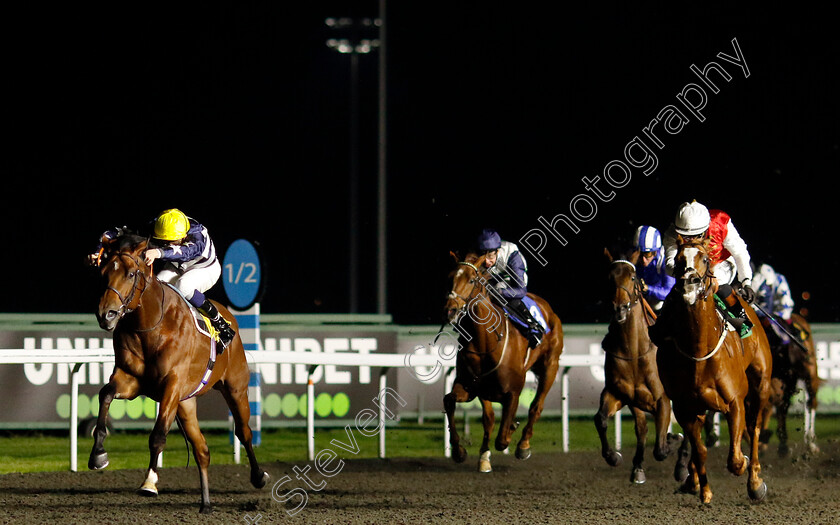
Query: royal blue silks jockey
476,228,544,348
633,225,675,312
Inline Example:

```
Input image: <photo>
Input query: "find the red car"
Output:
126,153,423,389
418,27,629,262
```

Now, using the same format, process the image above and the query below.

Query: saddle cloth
162,283,220,342
160,283,219,400
504,296,551,333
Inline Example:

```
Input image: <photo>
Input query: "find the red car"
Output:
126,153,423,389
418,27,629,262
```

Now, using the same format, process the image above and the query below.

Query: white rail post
70,363,83,472
444,367,456,458
378,369,388,459
561,366,570,452
307,365,317,461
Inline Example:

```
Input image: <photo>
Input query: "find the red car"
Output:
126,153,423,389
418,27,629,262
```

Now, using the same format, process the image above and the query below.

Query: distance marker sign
222,239,264,309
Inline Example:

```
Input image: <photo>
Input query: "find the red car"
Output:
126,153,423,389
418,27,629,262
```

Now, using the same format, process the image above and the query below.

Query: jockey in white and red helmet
661,201,756,334
663,201,754,293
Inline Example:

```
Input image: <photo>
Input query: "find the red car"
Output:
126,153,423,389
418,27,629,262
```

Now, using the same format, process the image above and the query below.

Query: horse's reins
669,244,730,362
449,260,511,378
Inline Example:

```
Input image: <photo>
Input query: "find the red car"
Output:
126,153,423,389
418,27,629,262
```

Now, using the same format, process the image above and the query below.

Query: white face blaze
681,247,702,306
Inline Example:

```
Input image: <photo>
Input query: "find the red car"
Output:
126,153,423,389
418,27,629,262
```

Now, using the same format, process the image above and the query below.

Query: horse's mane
463,252,481,265
112,229,150,253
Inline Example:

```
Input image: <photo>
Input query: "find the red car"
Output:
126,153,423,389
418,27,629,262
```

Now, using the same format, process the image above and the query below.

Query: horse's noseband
678,259,715,301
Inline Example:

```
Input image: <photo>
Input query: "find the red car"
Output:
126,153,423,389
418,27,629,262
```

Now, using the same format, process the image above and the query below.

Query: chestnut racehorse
596,249,688,484
759,312,821,456
89,232,269,513
651,237,772,503
443,253,563,472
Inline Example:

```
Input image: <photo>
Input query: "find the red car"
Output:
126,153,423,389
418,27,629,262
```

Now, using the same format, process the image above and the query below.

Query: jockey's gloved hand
739,284,756,304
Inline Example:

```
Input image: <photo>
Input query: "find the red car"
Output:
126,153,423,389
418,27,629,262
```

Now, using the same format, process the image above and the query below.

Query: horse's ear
464,252,479,264
676,234,685,246
449,250,460,263
629,249,640,265
603,247,614,263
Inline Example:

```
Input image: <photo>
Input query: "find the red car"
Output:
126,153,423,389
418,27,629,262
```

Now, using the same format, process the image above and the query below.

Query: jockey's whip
750,302,811,354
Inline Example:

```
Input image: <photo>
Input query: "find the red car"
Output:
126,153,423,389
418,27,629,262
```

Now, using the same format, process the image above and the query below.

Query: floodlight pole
325,14,384,314
376,0,387,315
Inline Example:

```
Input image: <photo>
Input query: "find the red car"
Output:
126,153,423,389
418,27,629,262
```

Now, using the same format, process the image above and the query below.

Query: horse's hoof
679,480,698,495
515,446,531,460
88,452,109,471
631,467,646,484
199,504,213,514
807,442,820,455
653,446,669,462
778,443,790,458
674,465,690,484
137,483,158,497
605,450,623,467
748,481,768,502
252,470,270,489
452,446,468,464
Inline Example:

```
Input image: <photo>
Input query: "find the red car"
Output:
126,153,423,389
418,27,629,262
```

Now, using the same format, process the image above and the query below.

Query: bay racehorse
596,249,688,484
651,237,772,503
759,312,821,456
89,232,269,513
443,253,563,472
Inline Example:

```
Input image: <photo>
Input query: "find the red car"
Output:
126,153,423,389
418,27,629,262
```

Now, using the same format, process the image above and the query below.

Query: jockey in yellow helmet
92,209,235,348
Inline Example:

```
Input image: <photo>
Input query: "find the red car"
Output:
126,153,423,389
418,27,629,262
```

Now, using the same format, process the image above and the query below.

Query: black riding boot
198,299,235,350
717,284,752,337
508,298,544,348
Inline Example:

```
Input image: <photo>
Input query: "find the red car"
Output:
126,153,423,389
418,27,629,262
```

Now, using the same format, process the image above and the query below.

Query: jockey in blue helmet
633,225,675,312
476,228,544,348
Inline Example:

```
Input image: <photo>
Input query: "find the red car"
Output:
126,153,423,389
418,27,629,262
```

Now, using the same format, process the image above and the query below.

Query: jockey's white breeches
157,260,221,301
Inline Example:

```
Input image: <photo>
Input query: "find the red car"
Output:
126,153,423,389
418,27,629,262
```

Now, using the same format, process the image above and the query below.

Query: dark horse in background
652,237,772,504
596,249,688,484
759,311,821,456
443,253,564,472
89,232,269,513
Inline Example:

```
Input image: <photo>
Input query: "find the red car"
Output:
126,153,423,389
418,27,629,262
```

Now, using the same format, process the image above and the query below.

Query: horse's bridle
103,252,153,321
610,259,641,321
676,246,716,301
448,261,484,307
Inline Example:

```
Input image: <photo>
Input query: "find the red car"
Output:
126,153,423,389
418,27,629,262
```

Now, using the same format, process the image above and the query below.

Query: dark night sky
4,3,839,324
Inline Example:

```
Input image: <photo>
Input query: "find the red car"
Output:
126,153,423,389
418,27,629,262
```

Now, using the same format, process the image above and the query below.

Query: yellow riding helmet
153,209,190,241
